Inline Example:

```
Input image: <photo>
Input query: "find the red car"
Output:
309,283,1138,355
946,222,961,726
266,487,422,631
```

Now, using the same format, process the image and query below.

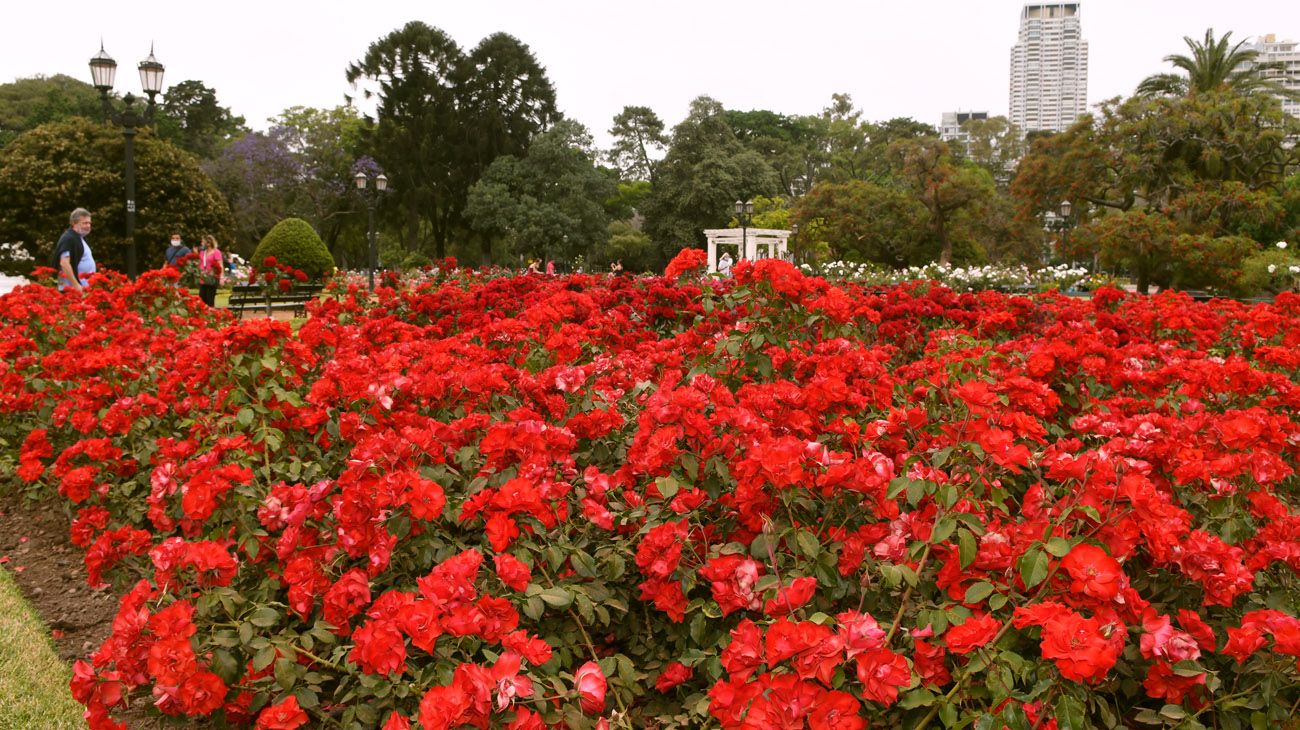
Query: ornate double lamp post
89,43,165,279
354,172,388,290
734,199,754,260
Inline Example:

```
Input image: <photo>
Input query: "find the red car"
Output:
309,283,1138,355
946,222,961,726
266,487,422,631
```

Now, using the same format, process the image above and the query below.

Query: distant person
545,259,556,276
163,233,191,270
527,259,541,275
55,208,95,292
718,251,734,277
197,234,224,306
610,259,624,276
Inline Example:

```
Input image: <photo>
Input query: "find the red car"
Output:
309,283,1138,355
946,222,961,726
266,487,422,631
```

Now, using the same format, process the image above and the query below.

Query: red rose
1061,543,1124,600
574,661,607,714
348,619,407,676
654,661,694,692
493,553,532,592
945,612,1000,655
1039,611,1122,683
855,648,912,707
255,695,308,730
808,690,865,730
764,576,818,616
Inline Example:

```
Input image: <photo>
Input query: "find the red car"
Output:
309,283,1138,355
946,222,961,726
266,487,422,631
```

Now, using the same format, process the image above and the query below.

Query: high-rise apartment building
1009,3,1088,133
939,111,989,143
1248,34,1300,119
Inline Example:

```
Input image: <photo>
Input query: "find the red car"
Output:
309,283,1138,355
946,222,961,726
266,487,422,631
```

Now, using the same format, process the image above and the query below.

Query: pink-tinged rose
574,661,607,714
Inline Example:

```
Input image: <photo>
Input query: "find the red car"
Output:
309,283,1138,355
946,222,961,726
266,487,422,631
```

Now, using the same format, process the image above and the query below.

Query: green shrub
250,218,334,280
398,251,433,271
1237,248,1300,296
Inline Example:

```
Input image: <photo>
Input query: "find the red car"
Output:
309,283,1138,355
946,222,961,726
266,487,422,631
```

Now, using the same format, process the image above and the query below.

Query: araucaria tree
347,23,558,262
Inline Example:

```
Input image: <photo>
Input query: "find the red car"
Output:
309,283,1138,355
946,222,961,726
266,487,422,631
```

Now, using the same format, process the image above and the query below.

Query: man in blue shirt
56,208,96,292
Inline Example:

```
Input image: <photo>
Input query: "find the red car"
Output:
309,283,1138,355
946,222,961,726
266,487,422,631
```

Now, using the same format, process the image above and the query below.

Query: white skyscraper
1009,3,1089,133
1248,34,1300,119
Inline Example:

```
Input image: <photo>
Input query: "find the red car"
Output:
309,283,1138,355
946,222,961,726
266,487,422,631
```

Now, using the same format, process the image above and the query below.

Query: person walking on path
197,235,224,306
55,208,95,292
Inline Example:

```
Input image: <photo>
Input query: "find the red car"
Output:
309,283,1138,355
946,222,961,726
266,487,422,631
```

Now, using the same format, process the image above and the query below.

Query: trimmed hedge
251,218,334,280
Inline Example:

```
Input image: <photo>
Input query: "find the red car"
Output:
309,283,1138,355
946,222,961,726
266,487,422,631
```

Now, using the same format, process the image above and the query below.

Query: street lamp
354,172,388,290
1047,199,1075,264
734,199,754,260
790,222,799,264
89,43,165,279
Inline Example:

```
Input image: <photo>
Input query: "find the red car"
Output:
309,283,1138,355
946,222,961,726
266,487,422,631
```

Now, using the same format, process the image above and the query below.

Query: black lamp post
89,43,165,279
354,172,388,290
1046,199,1075,264
734,199,754,260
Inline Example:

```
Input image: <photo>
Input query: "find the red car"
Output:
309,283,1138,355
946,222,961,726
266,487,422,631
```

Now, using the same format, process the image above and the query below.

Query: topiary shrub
251,218,334,280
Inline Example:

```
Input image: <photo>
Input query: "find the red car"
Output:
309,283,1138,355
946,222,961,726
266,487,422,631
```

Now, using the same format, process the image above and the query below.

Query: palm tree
1136,29,1298,100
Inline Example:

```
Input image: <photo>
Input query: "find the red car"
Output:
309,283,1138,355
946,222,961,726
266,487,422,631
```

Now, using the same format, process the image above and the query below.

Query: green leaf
249,607,280,628
1054,694,1088,730
931,516,957,544
655,476,680,499
523,596,544,621
539,587,574,609
1019,547,1050,588
1159,704,1188,720
252,645,277,672
274,656,298,691
796,530,820,559
237,407,255,427
958,528,978,568
1045,537,1073,558
964,581,996,604
898,687,937,709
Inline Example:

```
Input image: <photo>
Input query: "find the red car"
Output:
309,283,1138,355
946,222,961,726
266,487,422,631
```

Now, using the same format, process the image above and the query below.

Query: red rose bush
2,259,1299,728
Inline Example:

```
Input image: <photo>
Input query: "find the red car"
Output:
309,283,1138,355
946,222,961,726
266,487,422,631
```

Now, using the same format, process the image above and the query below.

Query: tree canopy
0,117,233,274
1136,28,1299,101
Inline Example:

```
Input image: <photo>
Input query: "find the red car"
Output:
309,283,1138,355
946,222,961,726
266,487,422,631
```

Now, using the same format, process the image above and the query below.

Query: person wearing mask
164,234,191,270
55,208,95,292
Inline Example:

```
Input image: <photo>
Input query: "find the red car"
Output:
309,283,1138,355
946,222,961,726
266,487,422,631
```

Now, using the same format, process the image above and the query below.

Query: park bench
226,283,323,319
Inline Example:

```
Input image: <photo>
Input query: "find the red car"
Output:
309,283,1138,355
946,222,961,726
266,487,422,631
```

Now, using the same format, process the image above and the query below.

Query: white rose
1278,241,1289,249
1291,266,1300,274
1268,264,1277,273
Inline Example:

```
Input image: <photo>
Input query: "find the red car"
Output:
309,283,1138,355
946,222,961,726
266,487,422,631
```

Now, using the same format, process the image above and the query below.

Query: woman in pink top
198,235,224,306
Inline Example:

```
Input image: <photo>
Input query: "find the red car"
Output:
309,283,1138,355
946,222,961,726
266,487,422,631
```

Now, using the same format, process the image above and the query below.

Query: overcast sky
2,1,1293,149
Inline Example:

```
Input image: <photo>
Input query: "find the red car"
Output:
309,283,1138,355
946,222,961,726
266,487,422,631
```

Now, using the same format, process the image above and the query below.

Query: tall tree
951,116,1024,183
642,96,779,261
347,21,467,258
1136,29,1299,100
465,119,614,265
607,105,667,182
793,180,930,265
201,129,302,253
461,33,560,176
0,75,103,147
155,80,248,159
271,105,370,254
888,138,989,266
726,109,825,197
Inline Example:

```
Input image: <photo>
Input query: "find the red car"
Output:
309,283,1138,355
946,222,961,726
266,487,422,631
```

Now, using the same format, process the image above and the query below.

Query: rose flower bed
1,255,1299,729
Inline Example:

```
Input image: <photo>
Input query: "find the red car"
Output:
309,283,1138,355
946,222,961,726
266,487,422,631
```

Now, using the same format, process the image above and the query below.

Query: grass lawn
0,568,85,729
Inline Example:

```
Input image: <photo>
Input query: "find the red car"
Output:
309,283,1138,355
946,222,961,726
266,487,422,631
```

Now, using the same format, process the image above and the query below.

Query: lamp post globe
89,42,164,279
356,173,388,290
735,199,754,261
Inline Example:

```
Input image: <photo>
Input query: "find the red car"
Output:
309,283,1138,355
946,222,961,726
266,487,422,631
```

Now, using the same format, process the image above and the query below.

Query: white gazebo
704,228,793,273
